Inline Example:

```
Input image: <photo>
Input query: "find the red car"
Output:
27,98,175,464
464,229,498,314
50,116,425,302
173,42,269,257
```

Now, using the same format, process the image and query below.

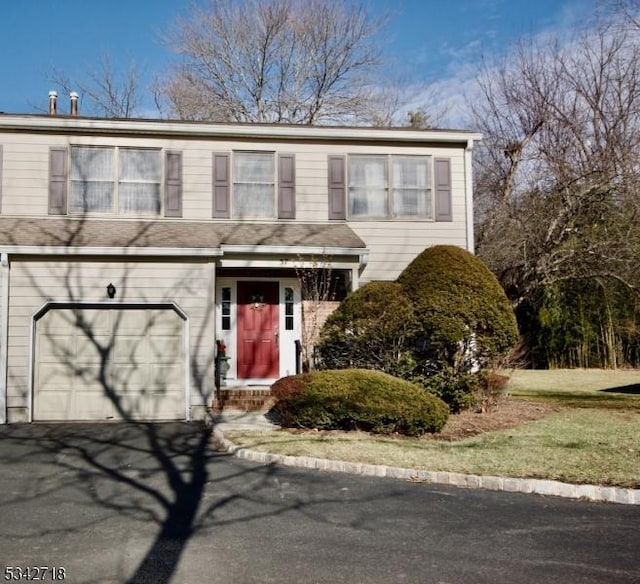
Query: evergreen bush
397,245,519,374
271,369,449,436
314,245,519,412
316,281,418,376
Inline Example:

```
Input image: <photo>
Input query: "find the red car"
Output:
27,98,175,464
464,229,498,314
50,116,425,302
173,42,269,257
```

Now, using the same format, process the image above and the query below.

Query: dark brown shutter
278,154,295,219
434,158,452,222
328,155,346,220
48,147,68,215
212,153,230,218
164,151,183,217
0,145,3,214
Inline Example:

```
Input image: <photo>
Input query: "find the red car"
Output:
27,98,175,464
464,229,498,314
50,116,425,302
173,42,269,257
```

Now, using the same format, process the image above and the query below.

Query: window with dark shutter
164,151,182,217
344,154,433,220
328,155,346,220
434,158,452,222
212,153,230,218
278,154,295,219
233,152,275,218
69,146,161,215
49,147,68,215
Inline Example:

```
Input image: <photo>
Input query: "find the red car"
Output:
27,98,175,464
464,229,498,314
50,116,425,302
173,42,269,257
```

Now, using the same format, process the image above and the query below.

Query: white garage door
34,307,185,421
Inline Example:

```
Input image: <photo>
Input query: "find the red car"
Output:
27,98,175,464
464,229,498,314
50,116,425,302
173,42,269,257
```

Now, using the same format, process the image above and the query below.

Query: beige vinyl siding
0,130,470,284
292,151,330,221
350,222,467,282
0,132,467,225
1,143,50,215
182,149,212,218
5,258,215,419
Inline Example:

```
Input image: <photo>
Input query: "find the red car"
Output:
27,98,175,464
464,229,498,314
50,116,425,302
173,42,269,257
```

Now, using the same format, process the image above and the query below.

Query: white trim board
0,246,223,257
0,114,482,145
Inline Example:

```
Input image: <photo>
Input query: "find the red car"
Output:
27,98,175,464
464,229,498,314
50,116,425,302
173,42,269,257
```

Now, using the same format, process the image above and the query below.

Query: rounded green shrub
271,369,448,436
397,245,519,373
418,369,482,413
317,281,418,376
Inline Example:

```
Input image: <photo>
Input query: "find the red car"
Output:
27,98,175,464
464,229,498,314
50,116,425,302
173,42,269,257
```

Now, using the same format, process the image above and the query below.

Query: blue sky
0,0,598,118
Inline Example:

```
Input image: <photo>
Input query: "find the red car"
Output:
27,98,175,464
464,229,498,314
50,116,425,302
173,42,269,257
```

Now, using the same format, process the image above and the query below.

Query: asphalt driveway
0,422,638,584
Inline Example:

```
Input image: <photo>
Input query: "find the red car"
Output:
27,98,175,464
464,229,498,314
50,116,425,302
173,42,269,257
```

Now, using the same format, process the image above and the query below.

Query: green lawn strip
224,409,640,488
506,369,640,410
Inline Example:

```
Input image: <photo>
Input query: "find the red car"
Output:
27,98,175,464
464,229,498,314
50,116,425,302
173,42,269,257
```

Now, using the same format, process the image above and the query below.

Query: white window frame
69,146,162,216
347,154,434,220
348,154,388,219
232,151,276,219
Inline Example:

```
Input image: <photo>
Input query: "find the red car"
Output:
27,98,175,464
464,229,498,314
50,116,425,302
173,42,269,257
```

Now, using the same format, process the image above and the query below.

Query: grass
224,369,640,488
506,368,640,410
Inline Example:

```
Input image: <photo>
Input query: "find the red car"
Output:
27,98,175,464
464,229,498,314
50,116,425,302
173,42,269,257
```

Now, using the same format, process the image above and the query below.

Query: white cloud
405,0,605,130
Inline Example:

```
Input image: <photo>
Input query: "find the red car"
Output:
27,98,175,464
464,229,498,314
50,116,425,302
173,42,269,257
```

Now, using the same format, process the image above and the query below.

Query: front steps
213,387,274,412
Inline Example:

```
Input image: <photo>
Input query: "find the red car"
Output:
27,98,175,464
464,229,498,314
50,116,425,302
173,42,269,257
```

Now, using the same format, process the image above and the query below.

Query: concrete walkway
212,409,281,431
211,410,640,506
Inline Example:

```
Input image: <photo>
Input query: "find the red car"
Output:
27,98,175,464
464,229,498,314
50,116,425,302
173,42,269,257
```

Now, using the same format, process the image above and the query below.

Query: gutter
0,115,482,145
221,244,369,271
0,246,223,257
220,244,365,256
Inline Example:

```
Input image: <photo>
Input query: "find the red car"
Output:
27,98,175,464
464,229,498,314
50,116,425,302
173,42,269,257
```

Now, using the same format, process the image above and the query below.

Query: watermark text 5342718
4,567,66,581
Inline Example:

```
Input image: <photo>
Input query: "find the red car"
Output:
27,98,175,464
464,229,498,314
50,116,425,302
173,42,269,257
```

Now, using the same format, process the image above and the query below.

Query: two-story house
0,104,479,423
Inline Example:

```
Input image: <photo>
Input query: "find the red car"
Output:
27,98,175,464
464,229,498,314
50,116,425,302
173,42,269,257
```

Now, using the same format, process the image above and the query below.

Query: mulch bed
433,398,560,441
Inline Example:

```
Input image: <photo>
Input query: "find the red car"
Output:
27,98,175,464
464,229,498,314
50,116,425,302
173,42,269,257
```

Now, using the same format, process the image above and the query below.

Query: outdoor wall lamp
107,283,116,299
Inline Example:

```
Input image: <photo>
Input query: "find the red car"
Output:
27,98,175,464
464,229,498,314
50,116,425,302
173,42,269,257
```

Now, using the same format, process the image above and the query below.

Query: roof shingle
0,218,366,251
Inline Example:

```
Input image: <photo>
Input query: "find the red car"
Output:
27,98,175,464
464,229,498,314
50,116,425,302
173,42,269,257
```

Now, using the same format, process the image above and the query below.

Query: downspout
464,138,475,253
355,251,369,290
0,253,9,424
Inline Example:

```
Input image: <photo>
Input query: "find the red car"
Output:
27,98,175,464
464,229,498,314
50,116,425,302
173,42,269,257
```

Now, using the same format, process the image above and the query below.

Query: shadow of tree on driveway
0,421,397,583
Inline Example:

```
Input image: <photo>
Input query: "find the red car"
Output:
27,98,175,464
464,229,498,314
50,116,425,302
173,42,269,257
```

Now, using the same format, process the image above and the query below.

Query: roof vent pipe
48,90,57,116
70,92,79,117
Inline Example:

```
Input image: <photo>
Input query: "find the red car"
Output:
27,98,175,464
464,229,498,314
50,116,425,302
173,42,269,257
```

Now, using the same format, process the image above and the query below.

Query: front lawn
223,369,640,488
506,368,640,409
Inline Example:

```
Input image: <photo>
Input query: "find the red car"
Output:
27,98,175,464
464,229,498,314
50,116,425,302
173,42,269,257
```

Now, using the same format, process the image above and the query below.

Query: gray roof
0,218,366,251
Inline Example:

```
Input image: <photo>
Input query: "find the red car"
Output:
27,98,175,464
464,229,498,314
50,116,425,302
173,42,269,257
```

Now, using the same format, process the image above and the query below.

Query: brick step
213,388,274,412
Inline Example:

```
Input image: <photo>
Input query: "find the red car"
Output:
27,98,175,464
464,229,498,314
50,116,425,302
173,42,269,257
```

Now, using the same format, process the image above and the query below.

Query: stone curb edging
212,428,640,505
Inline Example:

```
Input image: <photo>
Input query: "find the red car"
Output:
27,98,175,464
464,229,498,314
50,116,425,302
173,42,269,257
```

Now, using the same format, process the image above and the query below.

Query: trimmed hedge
271,369,448,436
397,245,519,372
317,281,417,376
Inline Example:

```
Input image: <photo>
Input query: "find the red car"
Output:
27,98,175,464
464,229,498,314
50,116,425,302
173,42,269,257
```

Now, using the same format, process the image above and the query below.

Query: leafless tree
160,0,387,124
472,21,640,307
605,0,640,28
50,53,142,118
295,257,337,371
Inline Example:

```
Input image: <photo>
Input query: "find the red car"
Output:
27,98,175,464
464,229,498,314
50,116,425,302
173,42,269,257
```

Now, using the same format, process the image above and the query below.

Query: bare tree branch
161,0,389,124
472,21,640,306
49,53,143,118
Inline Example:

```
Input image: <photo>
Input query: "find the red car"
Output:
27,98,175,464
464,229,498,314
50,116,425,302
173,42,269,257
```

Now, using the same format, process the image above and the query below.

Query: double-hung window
347,154,432,219
119,148,161,213
392,156,431,218
70,146,161,215
348,155,388,218
233,152,275,218
70,147,114,213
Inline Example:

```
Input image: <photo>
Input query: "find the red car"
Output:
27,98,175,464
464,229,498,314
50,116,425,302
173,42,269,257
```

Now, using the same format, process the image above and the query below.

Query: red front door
237,281,280,379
